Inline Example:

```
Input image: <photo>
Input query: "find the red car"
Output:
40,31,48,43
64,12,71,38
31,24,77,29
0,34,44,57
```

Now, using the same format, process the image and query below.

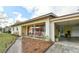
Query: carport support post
51,22,55,42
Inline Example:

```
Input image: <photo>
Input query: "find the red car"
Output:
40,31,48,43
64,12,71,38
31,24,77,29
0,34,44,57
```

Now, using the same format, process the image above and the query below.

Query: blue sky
2,6,79,21
3,6,34,20
0,6,36,27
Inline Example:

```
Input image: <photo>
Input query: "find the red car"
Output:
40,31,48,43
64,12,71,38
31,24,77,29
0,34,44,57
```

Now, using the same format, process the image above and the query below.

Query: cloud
7,18,14,25
0,12,8,28
23,6,35,13
31,6,51,18
0,6,79,28
0,0,58,6
13,11,28,22
0,0,79,7
0,17,14,28
23,6,54,18
25,6,79,18
53,6,79,16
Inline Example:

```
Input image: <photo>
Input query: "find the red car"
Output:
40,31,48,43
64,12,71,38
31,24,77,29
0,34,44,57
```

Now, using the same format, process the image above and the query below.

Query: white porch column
19,26,22,36
45,20,50,38
25,26,28,35
33,24,36,37
50,22,55,42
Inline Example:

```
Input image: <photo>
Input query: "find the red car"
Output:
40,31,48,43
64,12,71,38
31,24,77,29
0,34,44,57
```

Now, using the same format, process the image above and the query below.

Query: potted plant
43,35,51,41
55,35,59,42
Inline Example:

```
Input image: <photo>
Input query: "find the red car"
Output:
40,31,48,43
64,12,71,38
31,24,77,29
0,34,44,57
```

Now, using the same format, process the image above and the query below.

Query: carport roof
52,12,79,25
50,12,79,21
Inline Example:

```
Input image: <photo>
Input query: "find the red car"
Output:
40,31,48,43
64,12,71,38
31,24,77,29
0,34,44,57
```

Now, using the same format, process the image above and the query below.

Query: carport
50,13,79,42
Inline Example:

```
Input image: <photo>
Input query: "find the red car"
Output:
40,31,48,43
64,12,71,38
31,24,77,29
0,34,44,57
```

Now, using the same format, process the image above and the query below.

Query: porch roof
11,13,57,27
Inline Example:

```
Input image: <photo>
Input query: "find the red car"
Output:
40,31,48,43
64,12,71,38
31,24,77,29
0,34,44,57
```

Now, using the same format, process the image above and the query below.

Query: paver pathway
7,37,22,53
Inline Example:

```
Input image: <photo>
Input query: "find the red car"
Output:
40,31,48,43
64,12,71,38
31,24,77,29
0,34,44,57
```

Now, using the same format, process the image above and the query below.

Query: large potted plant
55,35,59,42
43,35,51,41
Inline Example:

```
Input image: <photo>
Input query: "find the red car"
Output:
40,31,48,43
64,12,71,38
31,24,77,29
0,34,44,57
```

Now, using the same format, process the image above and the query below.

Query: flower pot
56,38,59,42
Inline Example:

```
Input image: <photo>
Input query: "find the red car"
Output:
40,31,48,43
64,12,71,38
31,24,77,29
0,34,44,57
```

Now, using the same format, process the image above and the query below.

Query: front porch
22,22,45,37
21,21,51,41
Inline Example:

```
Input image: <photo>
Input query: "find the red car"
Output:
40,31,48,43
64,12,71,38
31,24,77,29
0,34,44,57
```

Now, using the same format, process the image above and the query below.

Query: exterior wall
71,26,79,37
11,27,13,34
11,25,21,36
4,27,10,32
25,26,28,35
21,26,28,36
64,25,71,33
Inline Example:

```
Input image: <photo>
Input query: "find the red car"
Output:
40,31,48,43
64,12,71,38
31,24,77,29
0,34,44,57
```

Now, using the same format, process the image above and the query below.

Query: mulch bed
22,37,53,53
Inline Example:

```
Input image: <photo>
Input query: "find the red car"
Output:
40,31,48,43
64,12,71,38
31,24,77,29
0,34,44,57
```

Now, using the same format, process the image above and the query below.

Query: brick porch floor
22,37,53,53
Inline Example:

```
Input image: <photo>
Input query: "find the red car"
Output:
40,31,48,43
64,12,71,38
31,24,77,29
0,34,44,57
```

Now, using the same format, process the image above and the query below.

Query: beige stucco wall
71,26,79,37
21,26,28,36
11,25,22,36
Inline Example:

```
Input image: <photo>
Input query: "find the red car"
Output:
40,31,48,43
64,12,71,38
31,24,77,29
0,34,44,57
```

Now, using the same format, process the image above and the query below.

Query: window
16,27,18,31
28,23,45,37
13,27,14,31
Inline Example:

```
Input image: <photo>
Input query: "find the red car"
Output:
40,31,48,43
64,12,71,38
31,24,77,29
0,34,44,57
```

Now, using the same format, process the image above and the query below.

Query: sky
0,0,79,27
0,6,79,28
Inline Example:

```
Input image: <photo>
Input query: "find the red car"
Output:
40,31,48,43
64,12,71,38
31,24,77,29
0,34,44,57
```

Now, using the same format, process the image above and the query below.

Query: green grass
0,33,16,53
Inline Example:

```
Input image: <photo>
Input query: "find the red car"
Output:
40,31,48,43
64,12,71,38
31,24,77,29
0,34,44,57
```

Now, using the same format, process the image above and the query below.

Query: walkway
7,37,22,53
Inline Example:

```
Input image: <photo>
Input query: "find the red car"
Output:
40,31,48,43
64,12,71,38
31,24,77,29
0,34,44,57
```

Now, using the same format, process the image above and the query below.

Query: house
11,12,79,42
4,26,11,33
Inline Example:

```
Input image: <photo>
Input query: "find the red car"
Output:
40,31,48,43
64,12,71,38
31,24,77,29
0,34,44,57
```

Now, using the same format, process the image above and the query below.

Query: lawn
0,33,16,53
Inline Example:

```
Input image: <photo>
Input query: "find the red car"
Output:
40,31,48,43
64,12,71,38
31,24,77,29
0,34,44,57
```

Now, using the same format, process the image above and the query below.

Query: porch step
46,42,79,53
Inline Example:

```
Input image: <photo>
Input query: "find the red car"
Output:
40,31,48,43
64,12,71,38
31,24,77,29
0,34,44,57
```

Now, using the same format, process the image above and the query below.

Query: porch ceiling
55,19,79,26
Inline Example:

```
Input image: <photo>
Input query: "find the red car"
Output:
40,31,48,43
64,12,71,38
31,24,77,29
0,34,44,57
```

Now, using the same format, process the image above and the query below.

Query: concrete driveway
46,41,79,53
7,37,22,53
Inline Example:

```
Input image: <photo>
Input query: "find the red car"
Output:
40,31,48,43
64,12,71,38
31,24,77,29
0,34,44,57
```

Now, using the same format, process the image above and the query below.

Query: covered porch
51,16,79,42
21,21,51,41
22,22,45,37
